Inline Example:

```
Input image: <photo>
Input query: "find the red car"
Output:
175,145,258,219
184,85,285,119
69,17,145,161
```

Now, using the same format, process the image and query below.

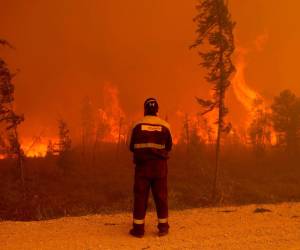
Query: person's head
144,98,159,116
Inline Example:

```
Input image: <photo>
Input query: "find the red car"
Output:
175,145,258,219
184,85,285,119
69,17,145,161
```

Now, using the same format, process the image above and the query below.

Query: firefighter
129,97,172,238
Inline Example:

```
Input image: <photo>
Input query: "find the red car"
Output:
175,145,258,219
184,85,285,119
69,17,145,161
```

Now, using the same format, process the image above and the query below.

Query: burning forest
0,0,300,240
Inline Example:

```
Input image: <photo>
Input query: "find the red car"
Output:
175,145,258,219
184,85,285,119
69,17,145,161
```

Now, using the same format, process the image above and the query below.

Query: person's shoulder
134,116,170,130
154,116,171,130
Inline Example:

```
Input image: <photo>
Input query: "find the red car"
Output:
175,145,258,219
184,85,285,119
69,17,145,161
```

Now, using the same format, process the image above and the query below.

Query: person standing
129,98,172,237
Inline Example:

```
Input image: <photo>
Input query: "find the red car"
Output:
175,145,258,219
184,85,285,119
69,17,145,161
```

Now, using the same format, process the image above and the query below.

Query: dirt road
1,203,300,250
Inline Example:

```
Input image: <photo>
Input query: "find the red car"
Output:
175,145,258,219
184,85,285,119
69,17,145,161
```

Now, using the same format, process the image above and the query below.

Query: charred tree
184,114,190,154
92,110,110,164
0,39,25,195
248,103,272,158
191,0,235,202
46,140,55,157
57,119,72,175
81,97,95,165
116,116,124,159
271,90,300,154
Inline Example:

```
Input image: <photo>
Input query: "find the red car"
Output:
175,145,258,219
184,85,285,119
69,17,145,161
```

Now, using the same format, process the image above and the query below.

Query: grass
0,142,299,221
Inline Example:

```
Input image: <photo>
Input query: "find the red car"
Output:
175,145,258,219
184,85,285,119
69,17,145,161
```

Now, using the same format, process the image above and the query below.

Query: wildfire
22,137,57,158
23,142,48,158
0,43,279,156
96,83,128,143
232,45,277,145
175,110,217,144
174,38,277,146
232,47,265,112
232,45,268,116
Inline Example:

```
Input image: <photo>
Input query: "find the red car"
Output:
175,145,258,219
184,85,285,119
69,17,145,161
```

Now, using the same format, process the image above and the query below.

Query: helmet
144,98,159,116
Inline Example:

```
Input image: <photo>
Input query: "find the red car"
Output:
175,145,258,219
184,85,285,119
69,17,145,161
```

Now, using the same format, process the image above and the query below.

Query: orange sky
0,0,300,141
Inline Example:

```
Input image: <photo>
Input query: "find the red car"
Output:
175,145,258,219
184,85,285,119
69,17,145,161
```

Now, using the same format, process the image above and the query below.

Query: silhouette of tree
0,39,25,194
46,140,55,157
271,90,300,154
248,108,271,157
57,119,72,175
81,97,95,164
191,0,235,201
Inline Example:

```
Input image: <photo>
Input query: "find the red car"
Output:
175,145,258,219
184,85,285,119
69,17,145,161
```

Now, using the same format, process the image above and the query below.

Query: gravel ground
1,203,300,250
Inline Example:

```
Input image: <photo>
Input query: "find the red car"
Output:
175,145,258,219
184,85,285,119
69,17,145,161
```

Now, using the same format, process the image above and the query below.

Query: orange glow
22,137,57,158
1,0,299,148
96,83,127,143
232,46,277,145
23,143,47,157
175,110,217,144
232,48,265,113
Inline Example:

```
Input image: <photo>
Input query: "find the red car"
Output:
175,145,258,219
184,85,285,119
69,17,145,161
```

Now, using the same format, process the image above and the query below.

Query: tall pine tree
191,0,235,201
0,39,25,194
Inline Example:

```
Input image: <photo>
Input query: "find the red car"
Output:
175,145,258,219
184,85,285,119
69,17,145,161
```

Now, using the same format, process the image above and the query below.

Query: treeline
179,89,300,158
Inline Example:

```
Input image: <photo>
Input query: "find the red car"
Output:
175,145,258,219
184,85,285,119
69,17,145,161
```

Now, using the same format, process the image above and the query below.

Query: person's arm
165,128,173,152
129,126,136,152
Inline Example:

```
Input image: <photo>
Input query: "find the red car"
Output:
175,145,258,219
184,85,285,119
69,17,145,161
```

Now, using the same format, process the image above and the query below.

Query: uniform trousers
133,160,168,223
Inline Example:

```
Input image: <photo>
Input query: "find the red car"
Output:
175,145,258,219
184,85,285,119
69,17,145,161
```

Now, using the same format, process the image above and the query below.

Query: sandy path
1,203,300,250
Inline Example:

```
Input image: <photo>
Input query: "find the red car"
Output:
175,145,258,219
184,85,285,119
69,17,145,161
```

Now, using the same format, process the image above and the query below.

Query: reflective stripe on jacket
129,115,172,163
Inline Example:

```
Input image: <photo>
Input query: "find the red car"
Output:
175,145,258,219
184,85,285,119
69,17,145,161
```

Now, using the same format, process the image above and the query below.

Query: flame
22,137,57,158
232,46,277,145
0,137,55,159
175,110,217,144
96,83,127,143
232,48,264,112
174,38,277,146
23,142,48,157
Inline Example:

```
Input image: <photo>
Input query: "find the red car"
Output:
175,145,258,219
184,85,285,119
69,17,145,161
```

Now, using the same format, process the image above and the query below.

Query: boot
129,223,144,238
158,222,169,237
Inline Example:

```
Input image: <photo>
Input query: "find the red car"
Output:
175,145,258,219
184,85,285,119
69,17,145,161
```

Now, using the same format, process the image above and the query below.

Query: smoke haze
0,0,299,141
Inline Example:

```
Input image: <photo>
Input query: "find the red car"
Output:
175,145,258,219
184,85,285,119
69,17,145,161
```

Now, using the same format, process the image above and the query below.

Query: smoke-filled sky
1,0,300,140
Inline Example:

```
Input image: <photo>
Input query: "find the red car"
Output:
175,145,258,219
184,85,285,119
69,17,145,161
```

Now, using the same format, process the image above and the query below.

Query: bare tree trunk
18,150,25,197
212,3,225,202
14,127,25,198
184,114,190,154
212,104,222,201
81,131,86,166
116,117,123,159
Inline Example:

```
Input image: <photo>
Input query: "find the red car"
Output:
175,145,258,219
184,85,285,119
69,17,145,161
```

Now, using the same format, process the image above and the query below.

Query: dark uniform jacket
129,115,173,166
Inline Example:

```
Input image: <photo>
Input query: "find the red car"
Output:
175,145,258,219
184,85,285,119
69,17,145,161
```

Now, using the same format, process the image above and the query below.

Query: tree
116,116,124,158
92,109,110,161
184,114,190,153
191,0,235,201
0,39,25,193
248,108,271,157
271,90,300,154
81,97,95,164
46,140,55,157
57,119,72,175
